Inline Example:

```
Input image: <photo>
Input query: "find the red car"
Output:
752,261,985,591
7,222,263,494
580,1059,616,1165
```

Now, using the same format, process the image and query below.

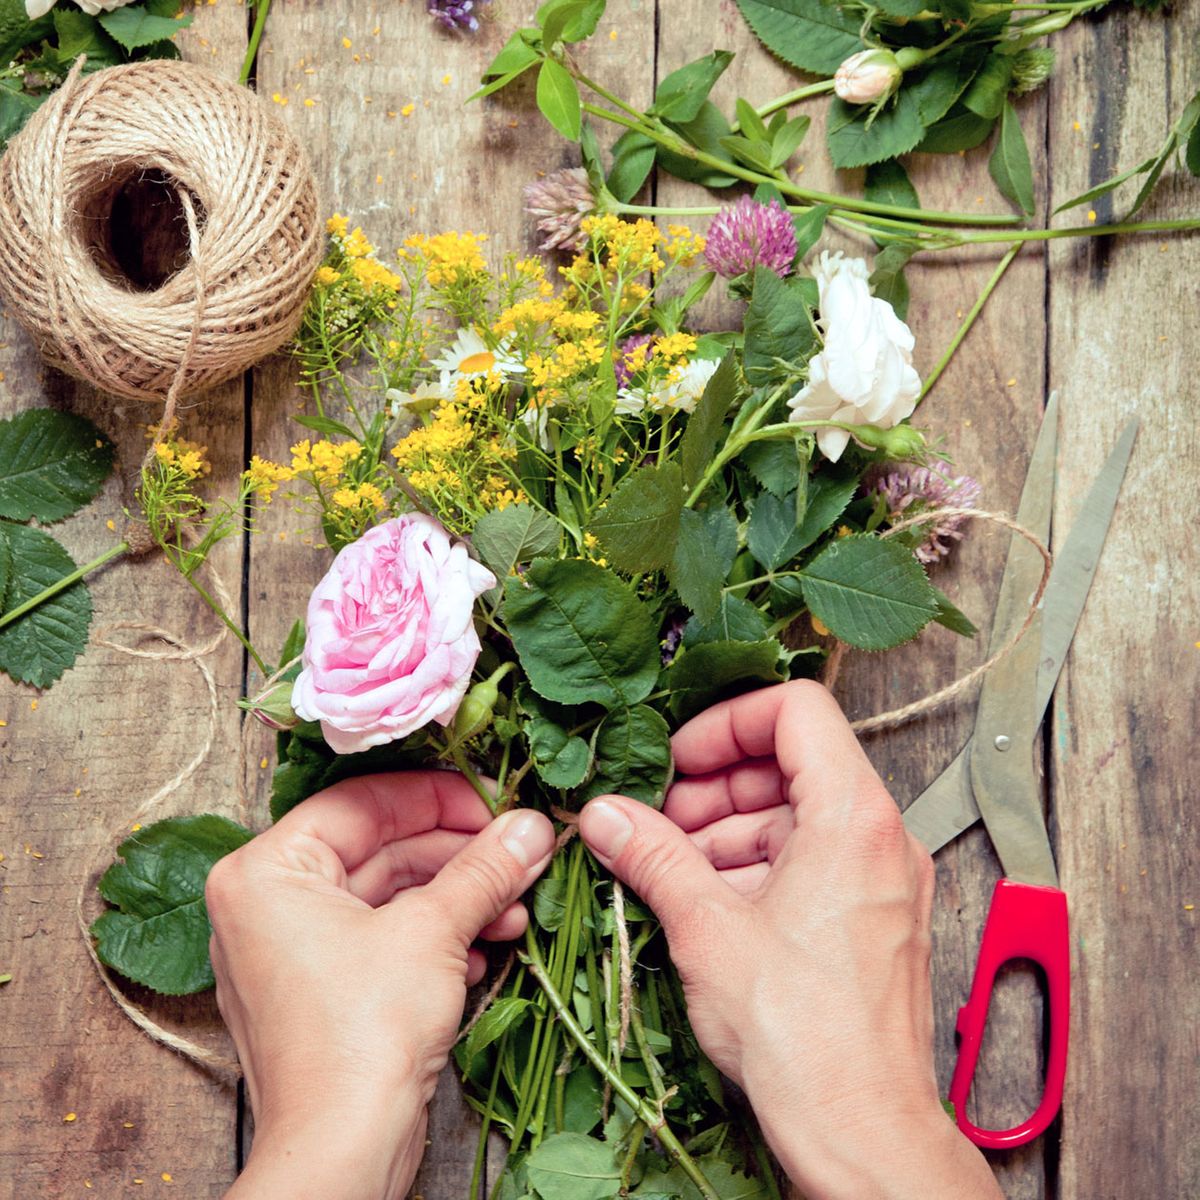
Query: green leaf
827,89,927,169
533,877,569,931
473,503,560,585
1051,154,1157,214
526,1132,622,1200
869,243,916,320
931,585,978,637
734,0,862,75
465,996,532,1063
907,50,986,127
961,52,1013,121
799,534,937,650
0,84,44,148
1188,119,1200,176
651,50,734,124
589,462,683,573
989,100,1035,216
291,413,358,439
606,129,657,202
719,132,777,173
538,0,605,44
504,559,658,708
743,267,818,386
740,439,802,497
683,594,770,647
0,0,53,67
747,490,804,570
536,57,582,141
865,158,920,213
735,97,769,144
874,0,924,13
90,815,253,995
658,101,739,188
52,7,122,68
666,639,785,723
0,409,114,523
97,4,192,51
794,472,859,550
481,28,541,79
527,712,592,789
769,114,811,168
0,523,92,688
790,202,830,258
0,523,10,612
581,704,672,805
680,351,736,490
668,507,736,624
562,1065,603,1134
915,104,995,154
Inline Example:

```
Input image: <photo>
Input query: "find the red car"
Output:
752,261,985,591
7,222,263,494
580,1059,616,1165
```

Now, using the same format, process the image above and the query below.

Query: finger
717,862,771,897
257,770,492,877
671,681,882,814
417,810,555,944
478,902,528,942
688,806,794,870
579,795,735,932
664,758,785,830
466,948,488,987
345,828,476,906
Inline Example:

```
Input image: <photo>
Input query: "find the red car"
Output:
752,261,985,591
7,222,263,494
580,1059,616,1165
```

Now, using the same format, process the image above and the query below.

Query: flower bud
1011,48,1056,96
451,663,515,745
851,423,927,459
834,49,904,106
244,679,300,732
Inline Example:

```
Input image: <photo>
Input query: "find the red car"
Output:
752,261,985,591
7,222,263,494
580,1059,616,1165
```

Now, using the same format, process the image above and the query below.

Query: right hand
578,681,1001,1200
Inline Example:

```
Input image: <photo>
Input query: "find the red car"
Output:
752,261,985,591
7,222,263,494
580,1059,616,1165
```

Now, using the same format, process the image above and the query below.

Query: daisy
386,378,451,417
431,328,525,386
657,358,720,414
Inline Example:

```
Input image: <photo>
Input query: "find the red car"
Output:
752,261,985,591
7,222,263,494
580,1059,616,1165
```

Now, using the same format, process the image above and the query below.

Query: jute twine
0,58,321,405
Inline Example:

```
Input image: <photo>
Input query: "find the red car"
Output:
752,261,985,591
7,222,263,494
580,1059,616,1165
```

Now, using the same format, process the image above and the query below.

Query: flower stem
0,541,128,632
730,79,837,131
917,242,1022,407
450,746,498,814
959,216,1200,244
182,570,270,678
521,939,722,1200
238,0,272,88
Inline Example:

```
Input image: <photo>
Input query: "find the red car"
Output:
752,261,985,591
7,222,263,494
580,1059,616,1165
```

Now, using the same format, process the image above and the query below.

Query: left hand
208,771,556,1200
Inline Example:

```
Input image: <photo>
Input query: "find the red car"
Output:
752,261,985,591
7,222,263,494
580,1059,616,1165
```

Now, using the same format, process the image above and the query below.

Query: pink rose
291,514,497,754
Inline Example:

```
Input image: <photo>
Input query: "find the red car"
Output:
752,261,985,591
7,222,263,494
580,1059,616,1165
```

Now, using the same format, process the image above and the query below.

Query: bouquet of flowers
102,203,985,1199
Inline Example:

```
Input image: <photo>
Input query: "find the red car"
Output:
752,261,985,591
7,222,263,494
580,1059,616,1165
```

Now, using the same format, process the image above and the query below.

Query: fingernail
500,811,554,868
579,799,633,859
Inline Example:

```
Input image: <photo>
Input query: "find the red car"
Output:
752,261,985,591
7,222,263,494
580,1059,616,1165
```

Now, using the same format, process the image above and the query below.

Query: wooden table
1,1,1196,1195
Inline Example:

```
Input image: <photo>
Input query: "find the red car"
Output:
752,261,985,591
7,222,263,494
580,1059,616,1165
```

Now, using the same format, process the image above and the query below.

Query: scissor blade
902,746,976,852
969,398,1059,887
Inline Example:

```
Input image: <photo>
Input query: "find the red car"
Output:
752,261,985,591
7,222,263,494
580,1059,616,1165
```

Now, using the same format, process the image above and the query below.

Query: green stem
521,943,722,1200
182,570,269,678
451,747,498,814
960,216,1200,244
730,79,836,131
0,541,127,632
238,0,272,88
917,242,1021,407
469,1037,507,1200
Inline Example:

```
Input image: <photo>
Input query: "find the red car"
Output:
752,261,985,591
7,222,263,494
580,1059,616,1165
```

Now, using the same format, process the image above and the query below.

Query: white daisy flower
431,328,525,384
615,387,650,416
656,358,721,414
386,377,451,417
517,401,553,450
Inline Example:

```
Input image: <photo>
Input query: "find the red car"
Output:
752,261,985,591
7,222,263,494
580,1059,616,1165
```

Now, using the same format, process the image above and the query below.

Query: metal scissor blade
902,746,976,852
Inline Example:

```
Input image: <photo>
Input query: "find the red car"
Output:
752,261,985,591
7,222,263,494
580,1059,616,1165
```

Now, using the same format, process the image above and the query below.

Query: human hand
579,682,1001,1200
207,771,555,1200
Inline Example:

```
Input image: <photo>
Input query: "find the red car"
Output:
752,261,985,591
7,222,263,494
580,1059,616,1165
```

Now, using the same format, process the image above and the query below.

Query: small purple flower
868,459,982,565
614,333,652,387
523,167,596,252
704,196,798,280
428,0,486,34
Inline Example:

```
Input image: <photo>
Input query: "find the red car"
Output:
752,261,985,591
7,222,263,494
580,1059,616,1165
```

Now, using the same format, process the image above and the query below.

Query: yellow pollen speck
342,36,352,48
131,823,142,832
260,756,269,769
610,29,618,39
85,1184,92,1190
30,699,37,711
134,1181,144,1187
1087,210,1097,223
64,1113,77,1123
1194,641,1200,650
123,1122,135,1129
353,54,361,62
162,1174,174,1183
441,74,452,85
31,851,43,859
74,788,81,797
1006,378,1017,387
1093,141,1100,149
0,719,6,727
1073,121,1082,131
106,519,115,531
271,92,288,106
372,25,380,34
375,174,383,185
1185,903,1195,911
401,102,415,117
304,98,315,107
811,616,830,637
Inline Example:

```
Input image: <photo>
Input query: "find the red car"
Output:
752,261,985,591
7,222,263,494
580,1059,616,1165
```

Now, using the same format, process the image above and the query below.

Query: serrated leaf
97,4,192,51
865,159,919,212
827,89,926,169
869,243,916,320
740,439,802,497
590,462,683,573
0,84,44,148
651,50,734,124
795,472,859,550
683,594,770,647
537,57,582,141
0,409,114,523
464,996,532,1063
666,638,785,722
473,503,560,587
668,507,736,624
90,815,253,995
504,559,658,708
681,351,736,489
734,0,862,75
747,489,803,570
581,704,672,805
915,103,995,154
527,713,591,789
907,50,986,128
989,100,1035,216
799,534,937,650
526,1132,623,1200
0,523,92,688
743,267,818,386
52,7,122,67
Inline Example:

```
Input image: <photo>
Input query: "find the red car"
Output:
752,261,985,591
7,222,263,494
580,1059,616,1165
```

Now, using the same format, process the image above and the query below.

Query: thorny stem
521,941,722,1200
0,541,127,632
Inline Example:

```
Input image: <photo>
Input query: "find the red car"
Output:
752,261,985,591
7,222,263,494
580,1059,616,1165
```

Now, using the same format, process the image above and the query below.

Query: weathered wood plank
1048,7,1200,1197
0,5,249,1194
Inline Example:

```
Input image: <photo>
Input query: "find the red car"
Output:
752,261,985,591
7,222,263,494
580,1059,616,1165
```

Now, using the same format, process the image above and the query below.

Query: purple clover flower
867,459,982,565
704,196,798,280
614,333,653,387
523,167,595,252
428,0,486,34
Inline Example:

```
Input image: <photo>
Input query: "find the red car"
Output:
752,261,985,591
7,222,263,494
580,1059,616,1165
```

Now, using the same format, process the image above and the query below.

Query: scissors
902,393,1138,1151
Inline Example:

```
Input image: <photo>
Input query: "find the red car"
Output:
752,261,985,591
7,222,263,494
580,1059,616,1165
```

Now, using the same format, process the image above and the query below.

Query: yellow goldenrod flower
343,227,374,259
315,265,340,286
653,332,698,362
350,257,402,291
326,213,349,237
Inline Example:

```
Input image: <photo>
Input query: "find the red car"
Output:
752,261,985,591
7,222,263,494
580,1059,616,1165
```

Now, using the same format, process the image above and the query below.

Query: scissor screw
994,735,1011,751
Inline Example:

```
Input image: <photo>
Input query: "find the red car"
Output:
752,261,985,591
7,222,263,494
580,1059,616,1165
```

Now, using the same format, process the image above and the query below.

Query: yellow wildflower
332,482,386,511
326,213,349,237
653,332,698,362
315,265,340,286
551,310,602,336
343,227,374,259
244,455,294,501
665,224,706,263
309,439,362,485
403,231,488,287
350,257,401,291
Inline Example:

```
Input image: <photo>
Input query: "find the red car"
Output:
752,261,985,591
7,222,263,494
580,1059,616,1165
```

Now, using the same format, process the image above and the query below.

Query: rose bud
451,663,515,746
834,48,904,105
850,423,927,459
244,679,300,732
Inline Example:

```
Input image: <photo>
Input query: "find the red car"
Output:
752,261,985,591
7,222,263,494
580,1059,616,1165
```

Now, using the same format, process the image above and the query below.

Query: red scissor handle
948,877,1070,1150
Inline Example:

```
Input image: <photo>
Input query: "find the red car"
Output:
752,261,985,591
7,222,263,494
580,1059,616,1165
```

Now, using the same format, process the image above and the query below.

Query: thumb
420,809,555,944
579,795,720,932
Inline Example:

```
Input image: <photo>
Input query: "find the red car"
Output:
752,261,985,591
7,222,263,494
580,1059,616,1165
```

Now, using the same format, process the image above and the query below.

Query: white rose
787,251,921,463
27,0,138,16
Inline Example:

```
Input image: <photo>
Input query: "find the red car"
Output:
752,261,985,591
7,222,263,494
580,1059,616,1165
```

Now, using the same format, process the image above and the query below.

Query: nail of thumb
496,809,556,868
578,799,634,860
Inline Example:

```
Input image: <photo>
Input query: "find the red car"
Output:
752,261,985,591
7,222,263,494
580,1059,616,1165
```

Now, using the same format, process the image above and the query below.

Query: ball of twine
0,58,322,404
